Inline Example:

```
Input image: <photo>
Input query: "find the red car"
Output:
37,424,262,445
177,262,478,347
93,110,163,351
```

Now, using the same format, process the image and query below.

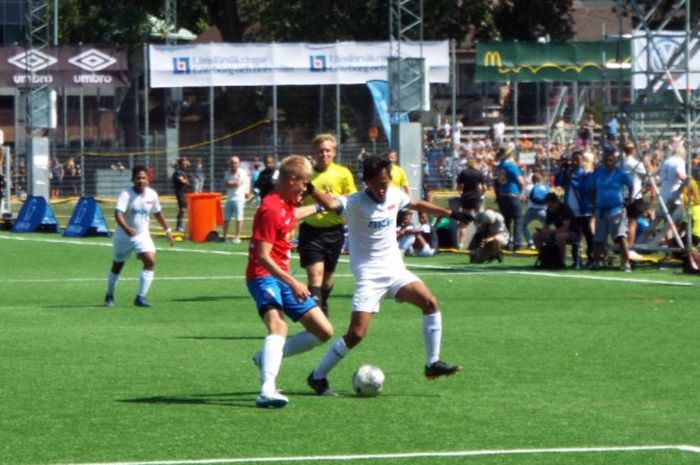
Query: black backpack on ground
535,239,565,269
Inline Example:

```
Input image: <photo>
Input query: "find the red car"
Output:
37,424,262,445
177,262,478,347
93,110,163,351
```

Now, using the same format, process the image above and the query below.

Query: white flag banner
149,41,449,88
632,31,700,90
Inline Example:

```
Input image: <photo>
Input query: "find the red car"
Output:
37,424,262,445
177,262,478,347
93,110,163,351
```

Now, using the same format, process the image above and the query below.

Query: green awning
475,41,631,83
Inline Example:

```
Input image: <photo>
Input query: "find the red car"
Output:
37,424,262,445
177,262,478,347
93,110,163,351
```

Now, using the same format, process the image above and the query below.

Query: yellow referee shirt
390,163,409,192
303,162,357,228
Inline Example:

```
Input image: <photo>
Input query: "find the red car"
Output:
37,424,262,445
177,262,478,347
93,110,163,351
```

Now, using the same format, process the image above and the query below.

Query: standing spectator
386,150,410,196
493,147,525,250
455,158,486,249
521,173,549,249
193,158,205,193
590,148,634,271
579,113,596,148
64,157,79,197
604,115,618,143
655,145,687,245
172,157,191,233
556,150,595,268
491,117,506,148
620,142,649,248
50,157,64,200
298,133,357,315
254,154,278,201
222,155,250,244
104,166,174,308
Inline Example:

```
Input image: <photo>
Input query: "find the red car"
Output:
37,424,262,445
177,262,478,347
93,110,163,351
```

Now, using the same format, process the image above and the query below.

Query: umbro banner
12,196,60,233
149,41,449,88
0,46,128,87
62,197,111,238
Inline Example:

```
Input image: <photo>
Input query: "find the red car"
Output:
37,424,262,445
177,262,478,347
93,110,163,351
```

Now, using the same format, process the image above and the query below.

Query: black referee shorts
298,223,345,272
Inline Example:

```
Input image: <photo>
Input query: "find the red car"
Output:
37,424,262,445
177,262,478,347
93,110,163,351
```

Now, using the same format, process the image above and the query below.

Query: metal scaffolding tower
607,0,698,252
388,0,425,114
25,0,52,199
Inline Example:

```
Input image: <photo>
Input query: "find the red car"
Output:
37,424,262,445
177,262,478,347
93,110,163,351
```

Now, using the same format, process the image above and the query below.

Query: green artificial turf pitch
1,230,699,465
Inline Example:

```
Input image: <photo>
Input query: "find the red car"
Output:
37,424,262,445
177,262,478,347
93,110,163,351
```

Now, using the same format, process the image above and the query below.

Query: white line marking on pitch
43,444,700,465
1,235,694,287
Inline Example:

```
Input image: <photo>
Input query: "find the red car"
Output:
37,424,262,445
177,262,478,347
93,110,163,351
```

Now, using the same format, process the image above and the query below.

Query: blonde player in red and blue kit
246,155,338,409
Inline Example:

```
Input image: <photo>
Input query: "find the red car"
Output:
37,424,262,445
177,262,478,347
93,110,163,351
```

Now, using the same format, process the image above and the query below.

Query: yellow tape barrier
80,119,271,158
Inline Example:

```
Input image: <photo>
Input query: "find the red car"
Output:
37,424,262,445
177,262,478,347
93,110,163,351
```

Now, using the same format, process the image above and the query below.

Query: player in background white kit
307,156,464,396
104,166,174,308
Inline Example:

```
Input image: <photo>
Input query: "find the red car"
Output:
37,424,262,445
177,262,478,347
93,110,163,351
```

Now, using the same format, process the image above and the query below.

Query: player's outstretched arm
408,199,473,224
295,182,342,220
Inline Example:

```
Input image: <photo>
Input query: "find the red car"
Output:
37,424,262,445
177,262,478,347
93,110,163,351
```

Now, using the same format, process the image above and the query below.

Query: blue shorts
247,276,317,322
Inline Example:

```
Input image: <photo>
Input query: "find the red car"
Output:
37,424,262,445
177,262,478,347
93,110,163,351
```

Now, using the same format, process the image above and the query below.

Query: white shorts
112,232,155,262
224,199,246,222
352,268,420,313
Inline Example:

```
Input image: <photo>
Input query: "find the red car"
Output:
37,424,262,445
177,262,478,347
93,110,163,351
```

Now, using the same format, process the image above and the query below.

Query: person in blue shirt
590,148,634,271
521,172,549,249
555,150,595,268
493,147,525,250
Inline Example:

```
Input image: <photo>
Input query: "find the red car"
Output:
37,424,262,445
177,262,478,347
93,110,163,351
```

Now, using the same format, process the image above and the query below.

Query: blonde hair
278,155,313,182
312,133,337,151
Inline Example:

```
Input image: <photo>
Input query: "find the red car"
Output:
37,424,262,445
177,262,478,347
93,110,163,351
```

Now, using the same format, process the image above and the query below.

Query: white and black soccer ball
352,364,385,397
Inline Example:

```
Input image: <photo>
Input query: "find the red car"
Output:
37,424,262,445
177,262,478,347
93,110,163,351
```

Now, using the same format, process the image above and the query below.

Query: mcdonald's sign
483,51,503,67
476,41,631,83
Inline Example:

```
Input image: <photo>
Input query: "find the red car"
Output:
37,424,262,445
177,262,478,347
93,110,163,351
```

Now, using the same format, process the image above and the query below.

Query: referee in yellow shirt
299,134,357,315
387,149,411,195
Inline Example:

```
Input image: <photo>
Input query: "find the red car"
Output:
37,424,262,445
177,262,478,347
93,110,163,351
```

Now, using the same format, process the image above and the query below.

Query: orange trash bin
185,193,223,242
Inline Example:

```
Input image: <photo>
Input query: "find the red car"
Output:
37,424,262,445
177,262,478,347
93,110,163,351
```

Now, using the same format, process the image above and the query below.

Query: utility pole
165,0,181,179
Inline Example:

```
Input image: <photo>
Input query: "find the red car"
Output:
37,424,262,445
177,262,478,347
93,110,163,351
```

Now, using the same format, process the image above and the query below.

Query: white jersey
659,156,686,204
114,186,162,240
339,187,411,279
225,169,250,202
621,155,647,200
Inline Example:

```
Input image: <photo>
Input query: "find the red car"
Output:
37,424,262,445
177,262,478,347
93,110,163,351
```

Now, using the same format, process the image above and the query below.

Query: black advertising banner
0,46,129,88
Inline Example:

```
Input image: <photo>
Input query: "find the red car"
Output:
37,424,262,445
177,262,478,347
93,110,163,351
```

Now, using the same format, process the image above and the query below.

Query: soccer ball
352,364,385,397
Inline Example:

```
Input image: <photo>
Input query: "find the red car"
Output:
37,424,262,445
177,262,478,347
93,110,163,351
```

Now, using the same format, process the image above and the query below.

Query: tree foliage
493,0,574,41
57,0,210,47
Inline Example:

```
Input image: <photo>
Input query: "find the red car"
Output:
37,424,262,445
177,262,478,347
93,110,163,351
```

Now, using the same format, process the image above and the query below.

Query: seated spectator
469,209,508,263
533,193,578,268
397,210,435,256
521,173,549,249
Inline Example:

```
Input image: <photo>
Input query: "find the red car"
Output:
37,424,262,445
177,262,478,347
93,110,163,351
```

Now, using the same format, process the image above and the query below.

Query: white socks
313,337,349,379
422,312,442,366
283,331,323,357
261,334,285,394
106,271,119,295
138,270,154,297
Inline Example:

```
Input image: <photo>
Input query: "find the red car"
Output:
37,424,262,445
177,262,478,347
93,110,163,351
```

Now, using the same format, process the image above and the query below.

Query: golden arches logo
483,51,503,67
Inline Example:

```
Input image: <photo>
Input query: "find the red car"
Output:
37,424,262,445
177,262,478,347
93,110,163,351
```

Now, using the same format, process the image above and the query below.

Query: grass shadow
175,335,264,341
120,392,259,409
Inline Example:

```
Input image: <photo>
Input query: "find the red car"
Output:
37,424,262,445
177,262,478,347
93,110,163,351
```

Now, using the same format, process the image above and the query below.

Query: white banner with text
149,41,449,88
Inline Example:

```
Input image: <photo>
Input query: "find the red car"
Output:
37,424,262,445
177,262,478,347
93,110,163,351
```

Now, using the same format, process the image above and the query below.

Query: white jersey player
306,155,464,396
104,166,173,308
